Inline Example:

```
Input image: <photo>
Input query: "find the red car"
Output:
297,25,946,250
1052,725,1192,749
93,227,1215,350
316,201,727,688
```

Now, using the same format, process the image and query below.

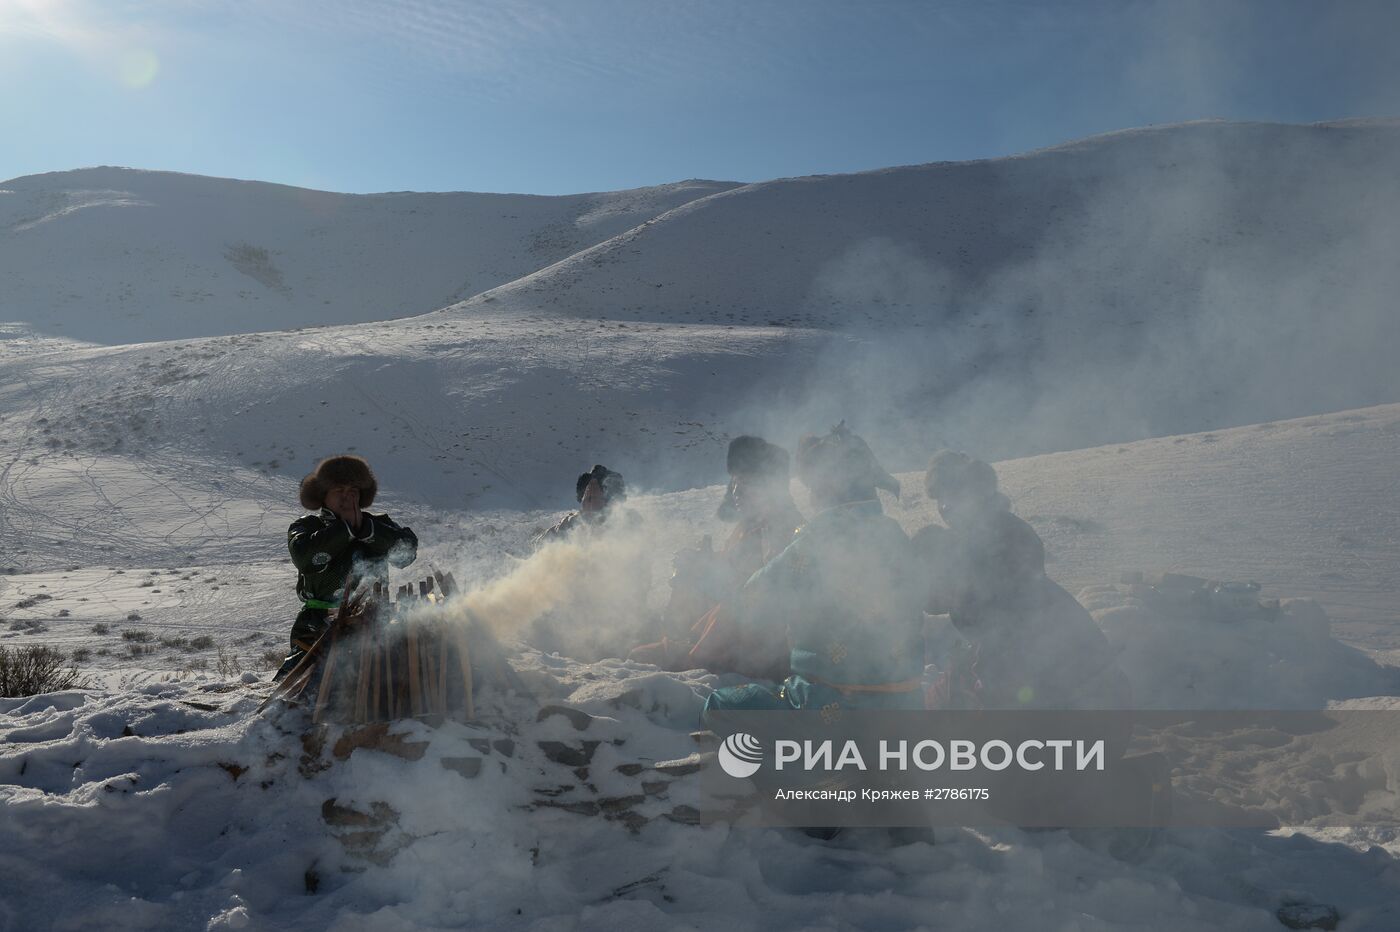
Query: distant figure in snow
702,423,926,726
915,450,1127,710
628,435,803,677
532,464,631,550
276,455,418,680
526,463,650,661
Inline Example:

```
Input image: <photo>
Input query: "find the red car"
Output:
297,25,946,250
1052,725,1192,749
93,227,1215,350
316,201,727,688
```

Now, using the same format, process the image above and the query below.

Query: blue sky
2,0,1397,195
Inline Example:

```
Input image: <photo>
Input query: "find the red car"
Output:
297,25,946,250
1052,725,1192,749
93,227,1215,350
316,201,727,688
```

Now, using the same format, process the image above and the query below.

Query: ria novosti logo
715,732,1110,778
718,733,764,778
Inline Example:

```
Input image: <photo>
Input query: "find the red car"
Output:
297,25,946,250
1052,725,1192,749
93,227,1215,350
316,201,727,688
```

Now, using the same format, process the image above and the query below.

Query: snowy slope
5,120,1399,523
4,401,1398,683
2,405,1400,930
4,317,1398,621
0,308,835,526
978,407,1400,649
0,168,739,342
437,120,1400,451
455,121,1400,330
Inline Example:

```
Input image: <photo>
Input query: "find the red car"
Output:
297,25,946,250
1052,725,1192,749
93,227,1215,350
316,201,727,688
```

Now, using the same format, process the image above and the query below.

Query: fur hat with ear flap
795,422,900,500
924,450,998,503
726,435,790,481
719,435,790,520
575,464,626,504
299,455,378,510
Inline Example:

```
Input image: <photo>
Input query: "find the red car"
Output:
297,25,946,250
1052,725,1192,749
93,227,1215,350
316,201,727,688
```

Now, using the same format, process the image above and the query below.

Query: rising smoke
734,121,1400,470
407,121,1400,715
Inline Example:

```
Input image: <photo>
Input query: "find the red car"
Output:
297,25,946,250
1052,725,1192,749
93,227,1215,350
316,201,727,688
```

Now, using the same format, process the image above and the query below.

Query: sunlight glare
117,47,159,87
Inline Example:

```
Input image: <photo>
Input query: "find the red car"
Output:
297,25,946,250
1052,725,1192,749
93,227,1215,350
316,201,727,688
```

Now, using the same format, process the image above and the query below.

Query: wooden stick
449,624,475,721
436,627,448,714
436,571,458,597
384,630,396,720
405,622,422,716
354,620,370,723
395,618,409,719
260,660,313,712
371,626,384,722
257,604,347,713
319,590,368,724
312,624,342,724
369,624,381,722
422,628,440,713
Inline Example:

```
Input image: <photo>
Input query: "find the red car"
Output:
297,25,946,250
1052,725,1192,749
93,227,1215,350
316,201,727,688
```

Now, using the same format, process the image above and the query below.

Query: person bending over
533,464,629,549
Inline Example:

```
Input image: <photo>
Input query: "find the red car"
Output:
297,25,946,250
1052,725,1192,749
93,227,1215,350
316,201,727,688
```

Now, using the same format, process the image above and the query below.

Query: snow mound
5,655,1400,930
1080,577,1398,709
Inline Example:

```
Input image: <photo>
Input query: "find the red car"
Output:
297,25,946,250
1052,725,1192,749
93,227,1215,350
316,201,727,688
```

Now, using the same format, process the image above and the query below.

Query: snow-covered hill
0,121,1395,550
7,121,1398,521
0,307,834,526
439,120,1400,452
0,168,739,342
460,121,1400,329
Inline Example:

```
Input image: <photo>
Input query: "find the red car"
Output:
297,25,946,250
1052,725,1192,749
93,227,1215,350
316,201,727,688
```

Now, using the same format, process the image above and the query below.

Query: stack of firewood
262,571,518,725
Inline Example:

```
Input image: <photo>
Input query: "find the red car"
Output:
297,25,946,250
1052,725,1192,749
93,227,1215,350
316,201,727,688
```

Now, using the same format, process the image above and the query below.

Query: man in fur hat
532,464,629,550
275,455,419,679
915,450,1126,710
702,424,925,723
629,435,804,676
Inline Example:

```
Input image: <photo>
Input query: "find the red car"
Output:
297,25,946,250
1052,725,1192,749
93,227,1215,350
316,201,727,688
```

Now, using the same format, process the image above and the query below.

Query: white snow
2,402,1398,930
3,120,1400,930
3,639,1399,930
0,168,740,343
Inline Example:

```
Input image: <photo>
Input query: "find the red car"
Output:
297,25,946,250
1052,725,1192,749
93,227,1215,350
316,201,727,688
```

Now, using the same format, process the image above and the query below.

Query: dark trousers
273,607,330,681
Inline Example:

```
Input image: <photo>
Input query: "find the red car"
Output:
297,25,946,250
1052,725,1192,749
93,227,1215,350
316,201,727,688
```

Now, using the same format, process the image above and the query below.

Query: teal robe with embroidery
738,500,925,698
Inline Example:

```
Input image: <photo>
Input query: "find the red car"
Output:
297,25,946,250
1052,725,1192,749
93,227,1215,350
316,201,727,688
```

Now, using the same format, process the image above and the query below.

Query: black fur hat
718,436,790,521
795,422,900,499
300,455,377,510
575,464,626,504
726,435,790,481
924,450,998,502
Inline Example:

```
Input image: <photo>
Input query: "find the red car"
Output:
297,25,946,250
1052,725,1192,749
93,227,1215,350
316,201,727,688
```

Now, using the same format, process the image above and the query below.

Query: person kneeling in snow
915,450,1128,710
276,455,419,680
532,464,631,550
629,435,803,677
702,424,926,725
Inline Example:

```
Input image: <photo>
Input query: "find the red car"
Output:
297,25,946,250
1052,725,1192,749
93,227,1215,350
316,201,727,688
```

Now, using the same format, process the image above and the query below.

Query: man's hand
325,486,362,530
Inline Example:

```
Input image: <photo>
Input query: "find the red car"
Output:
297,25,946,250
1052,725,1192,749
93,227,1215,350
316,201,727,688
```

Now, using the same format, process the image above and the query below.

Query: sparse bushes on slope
0,645,83,697
216,647,242,677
